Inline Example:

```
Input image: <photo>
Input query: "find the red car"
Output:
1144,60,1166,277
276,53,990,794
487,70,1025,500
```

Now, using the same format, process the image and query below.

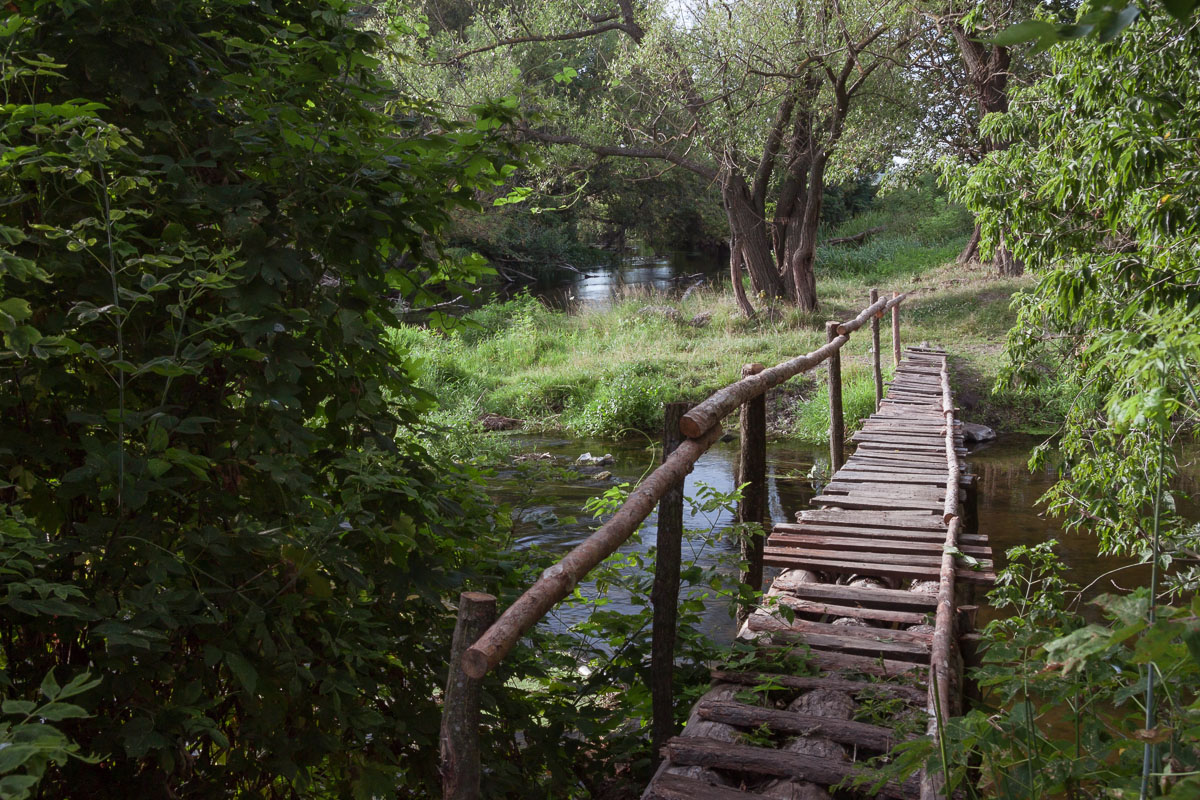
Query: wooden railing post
891,290,901,367
825,321,845,472
737,364,767,623
650,402,689,762
441,591,496,800
870,288,883,412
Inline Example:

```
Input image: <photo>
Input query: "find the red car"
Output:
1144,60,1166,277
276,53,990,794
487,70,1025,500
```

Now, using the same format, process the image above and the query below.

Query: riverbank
390,257,1070,448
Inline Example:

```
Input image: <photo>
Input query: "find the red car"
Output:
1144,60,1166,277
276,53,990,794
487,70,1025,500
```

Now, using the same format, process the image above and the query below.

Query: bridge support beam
825,322,845,473
737,364,768,622
651,402,689,761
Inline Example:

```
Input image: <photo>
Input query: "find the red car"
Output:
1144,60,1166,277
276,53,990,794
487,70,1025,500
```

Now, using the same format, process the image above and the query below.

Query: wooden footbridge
439,292,994,800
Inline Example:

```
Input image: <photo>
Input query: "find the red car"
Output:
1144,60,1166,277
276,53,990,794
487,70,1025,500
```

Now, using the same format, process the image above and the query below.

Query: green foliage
480,481,748,796
575,363,668,438
815,179,972,280
793,367,883,445
0,1,526,796
945,8,1200,795
0,666,102,799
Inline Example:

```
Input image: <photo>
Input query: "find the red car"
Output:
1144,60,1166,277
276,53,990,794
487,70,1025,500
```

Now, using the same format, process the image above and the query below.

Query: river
511,251,726,310
489,432,1155,643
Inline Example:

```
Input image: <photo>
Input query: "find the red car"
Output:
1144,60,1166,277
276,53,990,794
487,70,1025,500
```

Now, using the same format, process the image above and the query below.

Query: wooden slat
824,480,950,500
646,773,763,800
662,737,921,800
768,579,937,609
709,669,928,704
773,595,929,624
774,522,989,546
768,531,991,557
766,546,991,571
811,494,946,512
796,509,946,530
697,700,910,752
764,550,996,584
750,614,932,647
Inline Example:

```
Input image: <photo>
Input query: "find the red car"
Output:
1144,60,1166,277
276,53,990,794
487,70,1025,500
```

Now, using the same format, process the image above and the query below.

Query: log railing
921,357,963,799
440,289,908,799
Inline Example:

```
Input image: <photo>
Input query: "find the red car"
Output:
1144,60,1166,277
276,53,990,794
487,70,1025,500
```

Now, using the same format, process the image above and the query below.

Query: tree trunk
723,177,785,298
957,223,981,264
730,237,757,318
784,155,826,313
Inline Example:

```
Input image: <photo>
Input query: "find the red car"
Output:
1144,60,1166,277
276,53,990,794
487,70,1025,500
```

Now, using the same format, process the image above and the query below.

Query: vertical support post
441,591,497,800
737,364,767,623
870,288,883,412
891,291,902,367
825,322,844,473
963,473,979,535
650,402,688,762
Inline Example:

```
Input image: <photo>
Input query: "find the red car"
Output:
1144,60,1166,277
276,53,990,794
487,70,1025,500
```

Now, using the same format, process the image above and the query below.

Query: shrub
571,365,669,437
0,2,521,796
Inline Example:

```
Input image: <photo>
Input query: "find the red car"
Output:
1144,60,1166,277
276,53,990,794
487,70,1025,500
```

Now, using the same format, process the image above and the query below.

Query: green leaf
224,653,257,695
1160,0,1200,23
39,669,59,700
0,701,36,716
992,20,1057,46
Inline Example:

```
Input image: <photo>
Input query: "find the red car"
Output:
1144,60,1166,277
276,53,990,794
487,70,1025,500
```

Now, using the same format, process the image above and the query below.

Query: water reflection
508,251,726,311
491,433,1182,642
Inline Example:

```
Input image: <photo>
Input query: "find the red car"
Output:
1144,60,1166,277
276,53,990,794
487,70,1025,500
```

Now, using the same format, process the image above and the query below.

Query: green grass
388,254,1066,444
391,187,1069,444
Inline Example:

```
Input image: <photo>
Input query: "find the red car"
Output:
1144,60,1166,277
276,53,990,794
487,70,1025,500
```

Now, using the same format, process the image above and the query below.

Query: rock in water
575,452,615,466
962,421,996,443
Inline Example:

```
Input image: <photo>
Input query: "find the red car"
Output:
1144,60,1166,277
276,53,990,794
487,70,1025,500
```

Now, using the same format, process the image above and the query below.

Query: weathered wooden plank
768,579,937,610
662,737,921,800
750,614,933,648
763,551,996,584
645,773,762,800
757,643,927,678
797,509,946,530
834,470,962,486
811,494,946,512
768,531,992,557
766,546,991,571
824,481,951,500
709,669,928,704
697,700,910,752
773,595,929,624
773,522,989,546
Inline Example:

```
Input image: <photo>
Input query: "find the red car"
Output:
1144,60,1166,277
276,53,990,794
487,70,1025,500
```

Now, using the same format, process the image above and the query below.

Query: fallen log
823,226,886,246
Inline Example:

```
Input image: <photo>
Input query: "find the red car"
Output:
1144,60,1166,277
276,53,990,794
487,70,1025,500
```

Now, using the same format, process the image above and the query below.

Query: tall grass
388,185,1065,445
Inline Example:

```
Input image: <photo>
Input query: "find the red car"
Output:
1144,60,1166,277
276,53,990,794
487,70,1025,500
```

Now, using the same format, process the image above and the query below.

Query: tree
397,0,922,313
920,0,1027,274
945,6,1200,795
0,0,521,795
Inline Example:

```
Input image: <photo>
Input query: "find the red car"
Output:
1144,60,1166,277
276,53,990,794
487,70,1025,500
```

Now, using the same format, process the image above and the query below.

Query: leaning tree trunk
952,23,1023,276
729,237,757,319
957,223,982,265
723,177,786,299
782,155,827,313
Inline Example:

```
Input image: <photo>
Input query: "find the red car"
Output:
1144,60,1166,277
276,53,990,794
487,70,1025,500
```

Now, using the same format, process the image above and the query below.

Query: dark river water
489,432,1163,642
511,251,726,310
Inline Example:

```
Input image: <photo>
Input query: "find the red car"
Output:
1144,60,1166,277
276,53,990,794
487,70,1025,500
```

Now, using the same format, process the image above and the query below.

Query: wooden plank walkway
642,346,993,800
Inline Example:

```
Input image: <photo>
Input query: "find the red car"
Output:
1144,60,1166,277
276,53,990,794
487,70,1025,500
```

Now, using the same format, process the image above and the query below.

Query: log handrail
460,292,908,680
922,358,962,800
679,293,905,438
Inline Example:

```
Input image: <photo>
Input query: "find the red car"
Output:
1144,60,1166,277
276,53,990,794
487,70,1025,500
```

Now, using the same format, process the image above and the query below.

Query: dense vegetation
0,0,526,795
1,0,1198,797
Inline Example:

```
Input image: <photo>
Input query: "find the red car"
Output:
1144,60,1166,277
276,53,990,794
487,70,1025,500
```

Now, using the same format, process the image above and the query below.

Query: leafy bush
572,365,669,437
0,1,521,796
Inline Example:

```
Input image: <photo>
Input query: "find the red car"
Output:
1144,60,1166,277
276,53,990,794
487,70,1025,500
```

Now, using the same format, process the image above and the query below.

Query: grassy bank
393,191,1070,445
392,263,1067,446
